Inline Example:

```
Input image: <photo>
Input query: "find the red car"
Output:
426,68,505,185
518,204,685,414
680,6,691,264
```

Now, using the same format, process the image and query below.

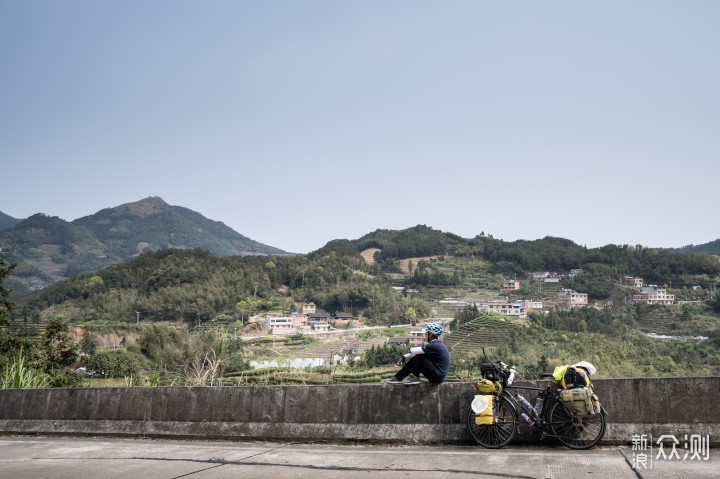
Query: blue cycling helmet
424,322,443,336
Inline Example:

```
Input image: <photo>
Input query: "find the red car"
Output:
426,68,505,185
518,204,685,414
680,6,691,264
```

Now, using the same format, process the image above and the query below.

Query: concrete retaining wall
1,377,718,444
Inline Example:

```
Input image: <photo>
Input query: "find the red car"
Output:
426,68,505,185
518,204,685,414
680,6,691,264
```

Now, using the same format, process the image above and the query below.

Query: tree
360,344,407,368
42,316,78,373
236,297,263,324
451,304,480,330
709,292,720,314
0,256,16,328
85,350,146,377
80,329,98,355
81,275,104,299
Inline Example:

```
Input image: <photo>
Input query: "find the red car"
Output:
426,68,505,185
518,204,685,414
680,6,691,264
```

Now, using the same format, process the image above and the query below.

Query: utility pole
136,311,140,326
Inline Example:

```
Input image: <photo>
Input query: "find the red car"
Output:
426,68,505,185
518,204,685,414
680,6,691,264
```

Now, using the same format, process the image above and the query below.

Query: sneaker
402,376,421,385
384,377,402,384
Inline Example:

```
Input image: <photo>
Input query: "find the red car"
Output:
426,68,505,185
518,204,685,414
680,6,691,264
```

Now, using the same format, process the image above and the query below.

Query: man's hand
396,356,405,366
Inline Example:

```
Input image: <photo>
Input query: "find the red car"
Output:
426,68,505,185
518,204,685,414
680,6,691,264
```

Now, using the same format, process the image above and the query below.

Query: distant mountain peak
1,197,290,292
111,196,171,217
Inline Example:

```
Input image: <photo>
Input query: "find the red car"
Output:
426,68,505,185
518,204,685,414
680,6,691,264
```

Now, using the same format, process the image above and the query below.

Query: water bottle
518,394,534,414
507,366,516,385
520,412,536,427
534,396,544,414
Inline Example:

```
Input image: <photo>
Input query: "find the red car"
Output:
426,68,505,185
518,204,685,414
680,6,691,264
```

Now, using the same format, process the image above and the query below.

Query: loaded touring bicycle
467,351,607,449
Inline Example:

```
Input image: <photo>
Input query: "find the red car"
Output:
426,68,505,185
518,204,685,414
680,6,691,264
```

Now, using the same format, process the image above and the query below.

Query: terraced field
281,337,389,359
443,316,516,354
223,366,466,385
4,315,49,339
223,366,400,385
634,304,690,335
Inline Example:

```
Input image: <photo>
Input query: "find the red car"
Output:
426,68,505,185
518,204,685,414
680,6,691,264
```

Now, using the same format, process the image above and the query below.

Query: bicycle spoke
467,395,517,449
548,400,605,449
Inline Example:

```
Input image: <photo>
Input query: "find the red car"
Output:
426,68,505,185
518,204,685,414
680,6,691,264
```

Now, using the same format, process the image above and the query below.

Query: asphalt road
0,436,715,479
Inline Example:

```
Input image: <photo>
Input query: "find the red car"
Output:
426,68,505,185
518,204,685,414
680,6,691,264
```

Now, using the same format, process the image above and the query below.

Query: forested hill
0,197,290,293
20,247,380,325
666,238,720,256
0,211,21,232
325,225,466,259
327,226,720,288
10,225,720,334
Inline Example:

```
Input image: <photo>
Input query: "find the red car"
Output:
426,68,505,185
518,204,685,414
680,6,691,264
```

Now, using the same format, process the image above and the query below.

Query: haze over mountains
0,197,290,292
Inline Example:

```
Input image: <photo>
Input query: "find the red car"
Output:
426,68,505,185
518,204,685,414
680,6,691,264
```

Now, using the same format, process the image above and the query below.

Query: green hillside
329,226,720,289
666,238,720,256
0,197,290,292
2,224,719,388
325,224,464,260
13,247,409,327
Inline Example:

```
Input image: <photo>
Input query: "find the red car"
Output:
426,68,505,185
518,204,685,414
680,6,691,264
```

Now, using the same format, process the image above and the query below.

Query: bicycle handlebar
540,373,554,379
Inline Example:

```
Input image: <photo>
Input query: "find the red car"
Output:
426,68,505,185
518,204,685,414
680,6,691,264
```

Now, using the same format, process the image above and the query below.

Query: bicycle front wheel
548,400,606,449
467,394,518,449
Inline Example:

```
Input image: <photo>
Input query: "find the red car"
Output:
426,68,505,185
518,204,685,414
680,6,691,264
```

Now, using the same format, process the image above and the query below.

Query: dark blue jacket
423,340,451,381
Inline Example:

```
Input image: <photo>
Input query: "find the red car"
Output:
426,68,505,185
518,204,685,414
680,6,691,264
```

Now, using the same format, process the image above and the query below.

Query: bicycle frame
468,354,607,449
500,384,575,441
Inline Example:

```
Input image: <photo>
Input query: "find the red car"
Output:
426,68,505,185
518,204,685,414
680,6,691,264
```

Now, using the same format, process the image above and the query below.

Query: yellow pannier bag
472,394,495,425
475,378,502,394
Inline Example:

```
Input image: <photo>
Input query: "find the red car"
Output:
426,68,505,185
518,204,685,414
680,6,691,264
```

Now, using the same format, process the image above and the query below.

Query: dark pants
394,355,443,383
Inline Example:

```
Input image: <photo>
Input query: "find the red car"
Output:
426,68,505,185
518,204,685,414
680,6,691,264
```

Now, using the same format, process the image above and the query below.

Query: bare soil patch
360,248,381,265
397,256,441,274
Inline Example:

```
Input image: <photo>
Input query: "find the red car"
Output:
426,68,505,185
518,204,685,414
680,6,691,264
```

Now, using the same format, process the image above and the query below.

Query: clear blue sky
1,1,718,254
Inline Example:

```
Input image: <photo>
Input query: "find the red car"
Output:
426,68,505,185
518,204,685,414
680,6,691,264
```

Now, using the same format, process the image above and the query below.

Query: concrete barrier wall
0,377,717,444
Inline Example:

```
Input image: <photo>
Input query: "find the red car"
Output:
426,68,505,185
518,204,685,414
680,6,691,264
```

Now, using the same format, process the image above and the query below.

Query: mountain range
2,197,718,295
0,196,290,293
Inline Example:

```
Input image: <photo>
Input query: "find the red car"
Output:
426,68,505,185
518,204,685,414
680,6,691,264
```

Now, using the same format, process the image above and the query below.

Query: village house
487,300,527,318
556,289,588,307
519,299,543,311
307,309,331,323
532,272,560,281
487,300,536,319
501,280,520,291
387,337,409,346
409,330,425,346
301,302,316,315
624,276,644,288
260,316,295,333
313,322,330,332
290,312,306,329
633,285,674,305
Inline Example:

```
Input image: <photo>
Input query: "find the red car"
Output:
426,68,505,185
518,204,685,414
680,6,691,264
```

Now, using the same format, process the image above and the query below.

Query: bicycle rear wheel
467,394,517,449
548,400,606,449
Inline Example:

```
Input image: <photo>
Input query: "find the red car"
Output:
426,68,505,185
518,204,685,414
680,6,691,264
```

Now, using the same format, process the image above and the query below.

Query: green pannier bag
560,386,601,417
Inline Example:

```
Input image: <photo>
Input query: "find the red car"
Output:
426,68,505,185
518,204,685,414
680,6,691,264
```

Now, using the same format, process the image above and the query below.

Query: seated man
385,323,450,385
